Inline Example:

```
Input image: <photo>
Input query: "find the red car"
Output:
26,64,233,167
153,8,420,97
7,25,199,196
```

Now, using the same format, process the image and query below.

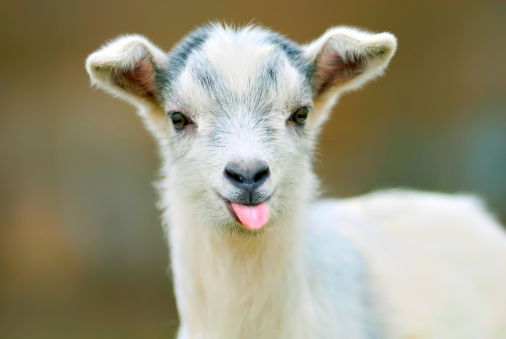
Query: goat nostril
227,170,244,183
253,167,270,183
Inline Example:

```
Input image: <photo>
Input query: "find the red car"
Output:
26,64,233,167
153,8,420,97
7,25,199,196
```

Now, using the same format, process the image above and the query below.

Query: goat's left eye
170,112,191,131
290,107,309,125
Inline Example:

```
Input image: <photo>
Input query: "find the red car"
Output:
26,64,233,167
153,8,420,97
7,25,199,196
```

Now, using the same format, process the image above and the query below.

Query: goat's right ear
86,35,168,108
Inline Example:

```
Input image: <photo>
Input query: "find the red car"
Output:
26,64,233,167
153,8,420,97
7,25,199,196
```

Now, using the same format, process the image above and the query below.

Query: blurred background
1,0,505,338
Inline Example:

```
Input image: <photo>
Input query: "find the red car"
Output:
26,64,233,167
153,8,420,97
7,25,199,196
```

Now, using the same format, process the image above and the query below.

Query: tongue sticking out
230,202,270,230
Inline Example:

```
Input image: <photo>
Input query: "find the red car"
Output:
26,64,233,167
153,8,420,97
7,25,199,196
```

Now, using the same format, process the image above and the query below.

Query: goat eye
170,112,190,130
291,107,309,125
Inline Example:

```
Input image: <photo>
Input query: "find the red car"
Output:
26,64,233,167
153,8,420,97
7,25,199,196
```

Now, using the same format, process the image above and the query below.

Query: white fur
313,191,506,338
86,24,506,339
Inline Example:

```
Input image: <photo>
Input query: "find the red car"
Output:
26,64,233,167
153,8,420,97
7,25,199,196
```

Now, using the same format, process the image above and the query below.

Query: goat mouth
225,201,243,225
217,194,271,230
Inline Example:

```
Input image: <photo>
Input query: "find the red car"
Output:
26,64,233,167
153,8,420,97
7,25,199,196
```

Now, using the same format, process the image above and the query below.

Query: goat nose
224,161,270,191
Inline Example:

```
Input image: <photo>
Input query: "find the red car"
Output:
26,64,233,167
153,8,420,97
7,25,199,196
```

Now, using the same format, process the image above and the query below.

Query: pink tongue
230,202,270,230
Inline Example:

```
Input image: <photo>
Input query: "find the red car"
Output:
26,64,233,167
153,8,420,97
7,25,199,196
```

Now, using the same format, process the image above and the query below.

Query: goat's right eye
170,112,190,131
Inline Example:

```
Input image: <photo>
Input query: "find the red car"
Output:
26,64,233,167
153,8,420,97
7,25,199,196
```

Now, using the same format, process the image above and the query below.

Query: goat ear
86,35,168,107
303,27,397,97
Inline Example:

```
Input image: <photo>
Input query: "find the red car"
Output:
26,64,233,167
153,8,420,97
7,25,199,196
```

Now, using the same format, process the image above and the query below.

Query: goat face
86,24,396,232
158,26,316,232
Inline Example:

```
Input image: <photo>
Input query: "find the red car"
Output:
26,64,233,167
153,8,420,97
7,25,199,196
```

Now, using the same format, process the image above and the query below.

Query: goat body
86,24,506,339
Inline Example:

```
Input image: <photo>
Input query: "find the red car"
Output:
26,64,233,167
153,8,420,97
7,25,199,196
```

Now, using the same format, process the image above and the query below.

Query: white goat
86,23,506,339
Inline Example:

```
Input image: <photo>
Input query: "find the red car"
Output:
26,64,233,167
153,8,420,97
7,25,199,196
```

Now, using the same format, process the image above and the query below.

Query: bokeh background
1,0,505,338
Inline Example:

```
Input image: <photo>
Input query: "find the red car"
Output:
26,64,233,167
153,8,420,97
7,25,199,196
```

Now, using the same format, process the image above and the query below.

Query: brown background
1,1,505,338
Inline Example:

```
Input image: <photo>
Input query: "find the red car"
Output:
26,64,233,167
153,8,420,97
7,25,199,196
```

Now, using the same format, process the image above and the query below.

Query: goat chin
86,23,506,339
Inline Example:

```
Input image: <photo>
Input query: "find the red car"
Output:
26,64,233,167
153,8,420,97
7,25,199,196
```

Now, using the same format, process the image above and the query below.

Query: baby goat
86,23,506,339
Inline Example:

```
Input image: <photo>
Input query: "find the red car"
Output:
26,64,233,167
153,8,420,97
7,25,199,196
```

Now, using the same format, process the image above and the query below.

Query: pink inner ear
315,52,364,96
113,59,157,99
126,59,157,97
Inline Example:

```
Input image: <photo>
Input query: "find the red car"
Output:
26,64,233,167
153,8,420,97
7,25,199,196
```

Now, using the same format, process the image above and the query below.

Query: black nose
224,161,270,191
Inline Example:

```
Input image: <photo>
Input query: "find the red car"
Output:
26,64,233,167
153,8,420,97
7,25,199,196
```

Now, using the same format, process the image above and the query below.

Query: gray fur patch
156,25,211,101
157,24,315,105
265,34,315,86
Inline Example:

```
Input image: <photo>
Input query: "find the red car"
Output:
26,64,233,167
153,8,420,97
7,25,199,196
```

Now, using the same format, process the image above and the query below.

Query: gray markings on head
158,24,315,105
156,25,211,101
265,34,315,86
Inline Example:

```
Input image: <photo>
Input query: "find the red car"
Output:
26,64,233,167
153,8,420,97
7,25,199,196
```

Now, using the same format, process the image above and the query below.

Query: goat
86,23,506,339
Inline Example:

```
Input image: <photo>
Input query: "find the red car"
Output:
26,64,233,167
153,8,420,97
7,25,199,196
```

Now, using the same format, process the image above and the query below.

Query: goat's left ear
303,27,397,97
